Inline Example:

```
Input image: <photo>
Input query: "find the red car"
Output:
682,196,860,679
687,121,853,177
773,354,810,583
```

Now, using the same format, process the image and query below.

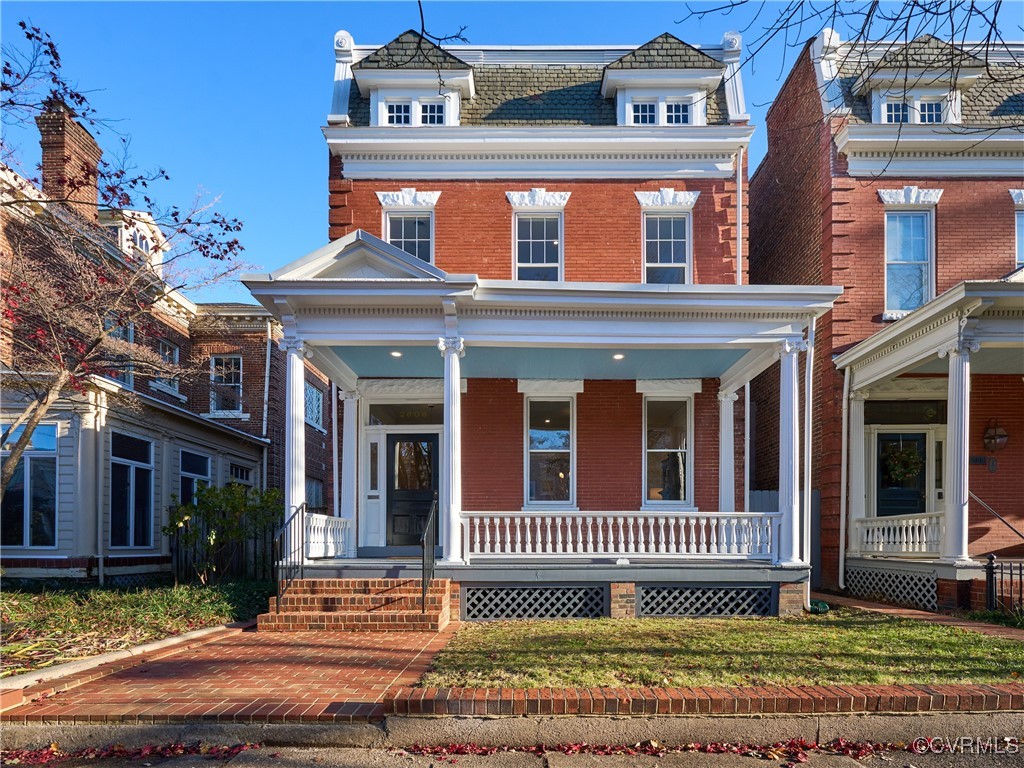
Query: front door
876,432,927,516
386,433,439,546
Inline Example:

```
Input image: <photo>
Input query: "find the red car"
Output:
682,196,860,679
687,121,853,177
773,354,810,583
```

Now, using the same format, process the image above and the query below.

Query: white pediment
267,229,447,282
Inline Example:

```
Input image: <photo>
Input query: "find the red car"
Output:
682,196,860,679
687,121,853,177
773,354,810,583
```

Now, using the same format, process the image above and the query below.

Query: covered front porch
244,231,840,575
836,277,1024,597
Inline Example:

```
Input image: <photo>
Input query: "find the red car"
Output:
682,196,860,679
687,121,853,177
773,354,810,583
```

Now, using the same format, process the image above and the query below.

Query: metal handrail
421,492,438,614
970,491,1024,541
274,502,307,614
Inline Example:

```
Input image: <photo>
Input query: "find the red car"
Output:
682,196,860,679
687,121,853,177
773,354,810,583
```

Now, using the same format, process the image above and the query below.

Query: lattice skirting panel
845,567,938,612
463,586,606,621
638,586,773,617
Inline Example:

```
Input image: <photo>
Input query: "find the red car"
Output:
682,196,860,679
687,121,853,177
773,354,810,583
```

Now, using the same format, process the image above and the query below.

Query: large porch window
110,432,153,548
0,424,58,548
525,398,574,506
644,398,692,506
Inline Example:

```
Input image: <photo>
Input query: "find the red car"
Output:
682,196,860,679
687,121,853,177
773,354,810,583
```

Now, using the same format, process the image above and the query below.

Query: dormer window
919,100,943,124
420,101,445,125
386,101,412,125
131,230,151,255
666,101,690,125
885,101,909,123
631,101,657,125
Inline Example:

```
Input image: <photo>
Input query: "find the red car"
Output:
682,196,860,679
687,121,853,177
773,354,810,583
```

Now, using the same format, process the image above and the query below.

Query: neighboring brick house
750,31,1024,611
243,29,841,620
0,104,336,582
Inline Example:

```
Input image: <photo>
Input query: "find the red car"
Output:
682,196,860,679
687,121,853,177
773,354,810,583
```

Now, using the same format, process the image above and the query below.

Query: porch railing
854,512,943,557
273,502,306,614
305,513,351,559
463,511,780,561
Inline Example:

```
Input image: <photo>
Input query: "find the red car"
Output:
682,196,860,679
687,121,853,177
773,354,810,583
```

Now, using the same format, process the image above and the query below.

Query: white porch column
439,336,465,564
339,390,359,557
777,340,805,565
718,391,738,512
847,391,869,556
281,338,307,517
941,339,978,563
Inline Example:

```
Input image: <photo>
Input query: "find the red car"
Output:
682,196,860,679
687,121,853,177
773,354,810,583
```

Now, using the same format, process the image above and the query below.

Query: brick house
244,29,841,622
749,30,1024,611
0,104,336,583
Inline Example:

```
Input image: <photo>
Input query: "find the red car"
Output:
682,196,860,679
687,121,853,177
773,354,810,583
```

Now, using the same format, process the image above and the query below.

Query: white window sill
882,310,913,322
305,420,327,434
151,382,187,402
640,504,699,513
203,411,251,421
521,504,579,513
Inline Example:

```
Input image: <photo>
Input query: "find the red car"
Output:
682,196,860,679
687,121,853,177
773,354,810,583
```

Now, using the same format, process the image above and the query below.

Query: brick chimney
35,99,102,223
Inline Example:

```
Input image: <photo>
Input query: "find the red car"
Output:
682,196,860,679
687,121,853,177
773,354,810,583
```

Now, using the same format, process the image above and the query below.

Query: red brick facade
750,44,1024,590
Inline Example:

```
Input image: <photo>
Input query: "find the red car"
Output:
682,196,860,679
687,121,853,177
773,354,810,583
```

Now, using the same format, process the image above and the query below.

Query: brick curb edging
0,623,253,713
382,683,1024,718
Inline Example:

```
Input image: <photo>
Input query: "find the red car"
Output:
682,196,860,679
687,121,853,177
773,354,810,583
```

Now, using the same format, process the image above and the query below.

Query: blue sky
0,1,985,302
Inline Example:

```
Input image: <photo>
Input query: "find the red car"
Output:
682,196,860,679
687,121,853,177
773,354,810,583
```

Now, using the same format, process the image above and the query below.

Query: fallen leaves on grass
0,742,260,765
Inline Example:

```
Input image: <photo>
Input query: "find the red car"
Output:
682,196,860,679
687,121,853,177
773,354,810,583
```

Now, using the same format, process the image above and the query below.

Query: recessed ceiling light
544,419,551,424
390,351,403,358
613,353,625,361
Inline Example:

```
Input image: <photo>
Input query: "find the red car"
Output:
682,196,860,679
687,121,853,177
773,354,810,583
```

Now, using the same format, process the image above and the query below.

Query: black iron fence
169,515,277,584
274,503,307,613
985,554,1024,614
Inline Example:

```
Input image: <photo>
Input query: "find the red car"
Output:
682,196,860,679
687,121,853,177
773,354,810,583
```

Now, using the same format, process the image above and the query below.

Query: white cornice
353,68,475,98
600,69,724,98
636,379,703,395
517,379,585,395
506,188,570,210
375,188,441,209
878,186,944,206
635,188,701,210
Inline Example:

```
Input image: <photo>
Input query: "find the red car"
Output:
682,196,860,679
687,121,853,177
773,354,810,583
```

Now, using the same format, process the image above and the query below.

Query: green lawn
422,608,1024,688
0,581,274,678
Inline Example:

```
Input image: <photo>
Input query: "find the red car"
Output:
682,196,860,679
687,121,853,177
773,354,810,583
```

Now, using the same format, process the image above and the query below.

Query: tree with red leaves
0,22,245,501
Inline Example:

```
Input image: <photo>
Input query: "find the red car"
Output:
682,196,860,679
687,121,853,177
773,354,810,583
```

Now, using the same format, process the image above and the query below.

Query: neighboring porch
835,277,1024,610
243,230,840,615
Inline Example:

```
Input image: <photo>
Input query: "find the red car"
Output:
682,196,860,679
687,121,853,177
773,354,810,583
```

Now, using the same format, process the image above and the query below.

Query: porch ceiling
332,345,747,380
910,346,1024,376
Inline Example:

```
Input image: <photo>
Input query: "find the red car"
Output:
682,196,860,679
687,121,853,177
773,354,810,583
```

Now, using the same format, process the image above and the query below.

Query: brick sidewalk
2,625,456,725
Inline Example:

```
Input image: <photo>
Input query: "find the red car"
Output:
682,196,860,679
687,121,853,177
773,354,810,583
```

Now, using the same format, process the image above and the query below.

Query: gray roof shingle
606,32,724,70
352,30,470,71
833,36,1024,125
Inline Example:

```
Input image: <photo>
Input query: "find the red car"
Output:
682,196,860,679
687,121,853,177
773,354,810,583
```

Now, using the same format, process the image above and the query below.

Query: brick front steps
257,578,451,632
383,683,1024,718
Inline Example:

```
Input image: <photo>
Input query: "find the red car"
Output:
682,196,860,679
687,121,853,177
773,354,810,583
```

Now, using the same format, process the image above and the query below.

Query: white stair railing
463,511,779,561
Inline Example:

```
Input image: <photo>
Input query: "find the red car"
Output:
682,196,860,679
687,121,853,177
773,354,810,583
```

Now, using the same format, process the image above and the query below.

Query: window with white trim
885,101,910,123
210,356,243,413
110,432,153,548
306,477,325,510
885,211,932,313
1,423,57,548
386,101,411,125
631,101,657,125
420,101,445,125
665,101,690,125
103,318,134,388
643,213,689,284
304,381,324,429
525,398,573,505
515,214,561,281
876,91,956,125
919,100,943,124
179,450,210,506
1017,209,1024,269
644,399,692,505
229,463,253,486
155,339,179,392
386,212,433,262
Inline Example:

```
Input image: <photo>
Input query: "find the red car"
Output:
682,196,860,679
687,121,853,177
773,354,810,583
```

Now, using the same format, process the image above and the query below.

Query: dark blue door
876,433,927,517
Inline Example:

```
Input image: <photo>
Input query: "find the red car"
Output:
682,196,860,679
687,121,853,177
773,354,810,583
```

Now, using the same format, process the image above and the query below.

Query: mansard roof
606,32,724,70
352,29,470,71
831,36,1024,126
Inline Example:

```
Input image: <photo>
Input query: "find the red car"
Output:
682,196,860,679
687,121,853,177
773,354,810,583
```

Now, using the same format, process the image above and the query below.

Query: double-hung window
210,356,243,413
515,214,561,281
1017,209,1024,269
525,398,573,505
0,424,57,547
179,450,210,506
103,318,134,388
644,399,692,505
386,213,433,262
885,211,932,313
155,339,180,392
110,432,153,548
644,213,689,284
